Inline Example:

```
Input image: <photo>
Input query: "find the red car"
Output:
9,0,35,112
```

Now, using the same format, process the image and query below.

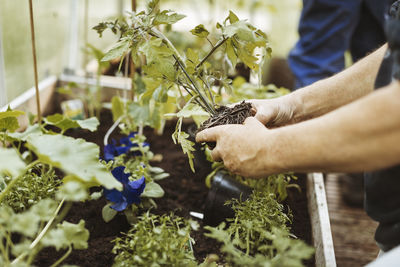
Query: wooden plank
307,173,337,267
0,75,57,129
59,73,132,102
0,19,6,107
325,174,379,266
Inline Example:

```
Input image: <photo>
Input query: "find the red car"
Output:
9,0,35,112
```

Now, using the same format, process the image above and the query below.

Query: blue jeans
288,0,391,88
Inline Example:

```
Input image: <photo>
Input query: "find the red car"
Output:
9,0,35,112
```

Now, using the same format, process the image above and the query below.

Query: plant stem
198,75,215,106
12,198,66,265
0,160,39,203
174,56,216,115
150,28,185,65
149,28,216,114
104,116,124,146
28,0,42,124
195,37,228,70
30,198,65,250
50,246,72,267
0,232,9,264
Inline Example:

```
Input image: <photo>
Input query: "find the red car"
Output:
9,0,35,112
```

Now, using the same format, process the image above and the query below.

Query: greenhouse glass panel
0,0,122,102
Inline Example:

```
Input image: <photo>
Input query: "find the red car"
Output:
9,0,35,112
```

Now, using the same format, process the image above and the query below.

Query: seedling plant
0,109,122,266
92,1,314,266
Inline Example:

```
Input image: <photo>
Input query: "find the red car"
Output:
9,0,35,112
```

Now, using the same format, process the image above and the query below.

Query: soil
197,101,253,149
35,110,313,267
198,102,253,132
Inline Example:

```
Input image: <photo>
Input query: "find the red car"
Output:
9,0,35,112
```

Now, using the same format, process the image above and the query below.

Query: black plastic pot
203,171,253,226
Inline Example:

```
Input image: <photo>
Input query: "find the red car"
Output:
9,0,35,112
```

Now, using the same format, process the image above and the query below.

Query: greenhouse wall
0,0,127,103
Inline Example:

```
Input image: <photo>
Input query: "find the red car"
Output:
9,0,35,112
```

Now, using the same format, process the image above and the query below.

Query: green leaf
11,211,40,237
141,181,164,198
45,114,99,133
226,38,238,67
147,0,160,13
153,10,185,25
8,124,41,141
26,134,122,190
61,220,89,249
0,116,19,132
185,48,200,74
172,131,195,172
111,96,125,121
128,103,150,126
228,10,239,24
102,203,118,223
0,148,26,178
102,38,131,62
57,179,89,201
175,102,209,118
86,43,106,62
223,21,256,41
30,199,58,221
153,84,168,103
153,172,170,180
237,45,259,70
190,24,209,38
42,220,89,250
77,117,99,132
0,205,13,228
45,114,78,132
139,38,173,64
12,240,31,258
148,166,165,174
134,74,147,95
0,108,25,120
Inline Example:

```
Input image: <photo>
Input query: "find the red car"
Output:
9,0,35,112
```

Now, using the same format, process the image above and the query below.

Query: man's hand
244,96,299,127
196,117,280,178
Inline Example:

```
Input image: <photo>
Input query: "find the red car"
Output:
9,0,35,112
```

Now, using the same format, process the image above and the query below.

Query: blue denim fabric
288,0,392,88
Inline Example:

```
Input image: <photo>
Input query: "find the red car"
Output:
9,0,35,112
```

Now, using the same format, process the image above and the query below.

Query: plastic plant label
61,99,85,120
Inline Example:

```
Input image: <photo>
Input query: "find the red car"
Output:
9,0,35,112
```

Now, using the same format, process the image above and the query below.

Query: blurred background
0,0,301,104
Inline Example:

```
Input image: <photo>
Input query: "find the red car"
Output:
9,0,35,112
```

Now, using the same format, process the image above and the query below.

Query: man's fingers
195,127,219,143
210,147,222,162
244,116,265,127
254,106,273,125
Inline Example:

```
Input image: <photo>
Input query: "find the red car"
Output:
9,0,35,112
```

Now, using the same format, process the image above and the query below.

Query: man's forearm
271,80,400,173
288,44,388,123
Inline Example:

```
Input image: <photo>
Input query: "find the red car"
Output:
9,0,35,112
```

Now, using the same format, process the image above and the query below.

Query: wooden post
130,0,137,101
28,0,41,123
131,0,136,12
0,17,7,107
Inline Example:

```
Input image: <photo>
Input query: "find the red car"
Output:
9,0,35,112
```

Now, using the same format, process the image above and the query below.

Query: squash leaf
0,148,26,178
26,134,122,190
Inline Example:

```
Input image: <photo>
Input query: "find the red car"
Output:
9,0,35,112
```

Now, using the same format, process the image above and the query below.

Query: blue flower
103,132,149,162
103,166,146,211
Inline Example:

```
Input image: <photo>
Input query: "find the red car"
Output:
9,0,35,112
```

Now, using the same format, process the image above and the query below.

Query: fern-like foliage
112,212,199,267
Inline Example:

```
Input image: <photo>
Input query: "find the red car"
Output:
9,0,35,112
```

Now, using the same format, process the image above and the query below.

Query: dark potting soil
35,110,313,267
197,101,253,132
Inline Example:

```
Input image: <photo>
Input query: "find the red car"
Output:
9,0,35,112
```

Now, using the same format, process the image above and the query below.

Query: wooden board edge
0,76,58,129
307,173,337,267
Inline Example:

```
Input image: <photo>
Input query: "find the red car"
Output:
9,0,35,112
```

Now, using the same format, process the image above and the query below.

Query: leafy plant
94,0,270,169
205,190,314,266
1,164,60,213
101,132,169,223
0,200,89,266
112,212,199,267
0,109,122,266
103,166,146,212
